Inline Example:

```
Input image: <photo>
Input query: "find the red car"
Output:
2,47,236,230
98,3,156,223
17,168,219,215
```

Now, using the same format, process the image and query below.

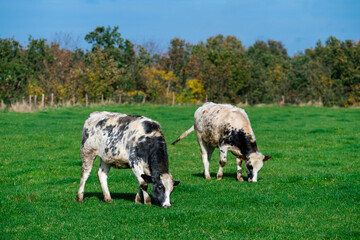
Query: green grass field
1,105,359,239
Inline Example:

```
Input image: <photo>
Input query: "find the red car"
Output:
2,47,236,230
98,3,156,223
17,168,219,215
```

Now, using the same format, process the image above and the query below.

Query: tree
83,49,123,101
85,26,124,51
0,38,27,101
162,38,192,87
197,35,249,103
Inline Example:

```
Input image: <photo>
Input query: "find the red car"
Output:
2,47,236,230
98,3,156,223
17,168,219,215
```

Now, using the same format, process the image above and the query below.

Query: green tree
0,38,27,101
245,40,290,104
197,35,250,103
83,49,123,101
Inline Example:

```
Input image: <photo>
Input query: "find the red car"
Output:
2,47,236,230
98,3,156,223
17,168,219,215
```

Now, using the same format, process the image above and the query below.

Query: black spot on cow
81,128,89,147
138,135,145,142
118,115,141,125
245,162,254,179
133,136,168,177
105,124,115,134
151,179,166,206
116,115,142,132
96,118,109,128
220,127,258,157
142,121,160,134
128,114,142,118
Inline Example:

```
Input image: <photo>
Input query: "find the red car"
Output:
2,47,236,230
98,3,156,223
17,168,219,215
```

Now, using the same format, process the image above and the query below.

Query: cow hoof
216,175,223,180
135,195,142,204
145,199,152,205
104,198,113,203
76,194,84,202
237,177,244,182
204,176,211,180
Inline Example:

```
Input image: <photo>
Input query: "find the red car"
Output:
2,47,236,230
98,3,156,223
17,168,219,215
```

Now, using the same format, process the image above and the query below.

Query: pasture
0,105,359,239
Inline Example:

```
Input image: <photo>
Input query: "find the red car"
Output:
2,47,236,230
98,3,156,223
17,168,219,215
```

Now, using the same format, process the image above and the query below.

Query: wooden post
22,96,25,105
62,96,64,106
119,95,122,104
72,94,75,105
51,93,54,106
41,94,45,108
172,92,175,106
34,95,37,107
142,94,146,104
280,95,285,107
29,95,32,111
85,94,88,107
205,94,208,103
245,96,248,106
101,94,104,105
318,96,323,107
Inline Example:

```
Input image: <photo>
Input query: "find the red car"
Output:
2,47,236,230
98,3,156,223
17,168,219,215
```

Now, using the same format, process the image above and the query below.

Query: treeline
1,26,359,107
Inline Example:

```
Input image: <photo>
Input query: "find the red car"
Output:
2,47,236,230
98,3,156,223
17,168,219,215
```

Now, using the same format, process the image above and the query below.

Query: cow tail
171,125,195,145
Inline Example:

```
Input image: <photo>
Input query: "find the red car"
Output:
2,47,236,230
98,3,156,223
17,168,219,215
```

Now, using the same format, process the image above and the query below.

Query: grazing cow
172,102,271,182
77,111,180,208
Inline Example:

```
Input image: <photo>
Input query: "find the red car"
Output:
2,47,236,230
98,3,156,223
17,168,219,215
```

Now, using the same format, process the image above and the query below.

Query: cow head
244,153,272,182
141,173,180,208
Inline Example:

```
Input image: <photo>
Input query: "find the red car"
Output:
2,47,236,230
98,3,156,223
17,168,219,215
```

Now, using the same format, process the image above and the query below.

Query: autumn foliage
1,26,359,106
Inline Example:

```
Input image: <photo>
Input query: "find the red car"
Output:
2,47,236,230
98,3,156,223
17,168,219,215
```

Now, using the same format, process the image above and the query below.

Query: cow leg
216,147,227,180
135,183,151,205
77,151,96,202
97,159,112,203
132,165,151,205
197,133,214,179
236,158,244,181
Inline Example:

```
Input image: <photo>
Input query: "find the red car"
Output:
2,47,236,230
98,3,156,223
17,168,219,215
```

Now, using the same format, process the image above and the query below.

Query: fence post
142,94,146,104
318,96,323,107
85,94,88,107
22,96,25,105
205,94,208,103
119,95,122,104
41,94,45,108
245,96,248,106
34,95,37,107
29,95,32,111
51,93,54,106
280,95,285,107
172,92,175,106
101,94,104,105
72,94,75,105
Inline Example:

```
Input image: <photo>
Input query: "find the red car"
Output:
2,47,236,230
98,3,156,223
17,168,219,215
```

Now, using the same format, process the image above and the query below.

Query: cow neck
148,136,169,178
221,127,258,157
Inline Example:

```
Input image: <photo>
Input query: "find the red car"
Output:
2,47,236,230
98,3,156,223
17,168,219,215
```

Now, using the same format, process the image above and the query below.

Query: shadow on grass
192,172,251,181
84,192,136,202
83,192,166,208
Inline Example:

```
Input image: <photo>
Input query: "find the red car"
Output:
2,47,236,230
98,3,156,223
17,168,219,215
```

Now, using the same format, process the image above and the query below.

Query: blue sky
0,0,359,56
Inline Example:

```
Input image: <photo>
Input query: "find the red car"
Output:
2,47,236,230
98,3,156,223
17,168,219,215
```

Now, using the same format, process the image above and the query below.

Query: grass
0,105,359,239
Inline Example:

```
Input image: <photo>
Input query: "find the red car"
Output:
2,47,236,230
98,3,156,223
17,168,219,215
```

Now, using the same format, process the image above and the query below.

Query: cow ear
263,155,272,162
141,174,153,183
173,181,180,188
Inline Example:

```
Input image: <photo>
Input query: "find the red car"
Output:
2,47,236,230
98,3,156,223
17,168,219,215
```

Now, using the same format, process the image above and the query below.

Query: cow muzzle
162,203,171,208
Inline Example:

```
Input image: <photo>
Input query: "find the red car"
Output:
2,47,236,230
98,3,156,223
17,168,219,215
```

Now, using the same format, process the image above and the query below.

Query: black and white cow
172,102,271,182
77,111,179,208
